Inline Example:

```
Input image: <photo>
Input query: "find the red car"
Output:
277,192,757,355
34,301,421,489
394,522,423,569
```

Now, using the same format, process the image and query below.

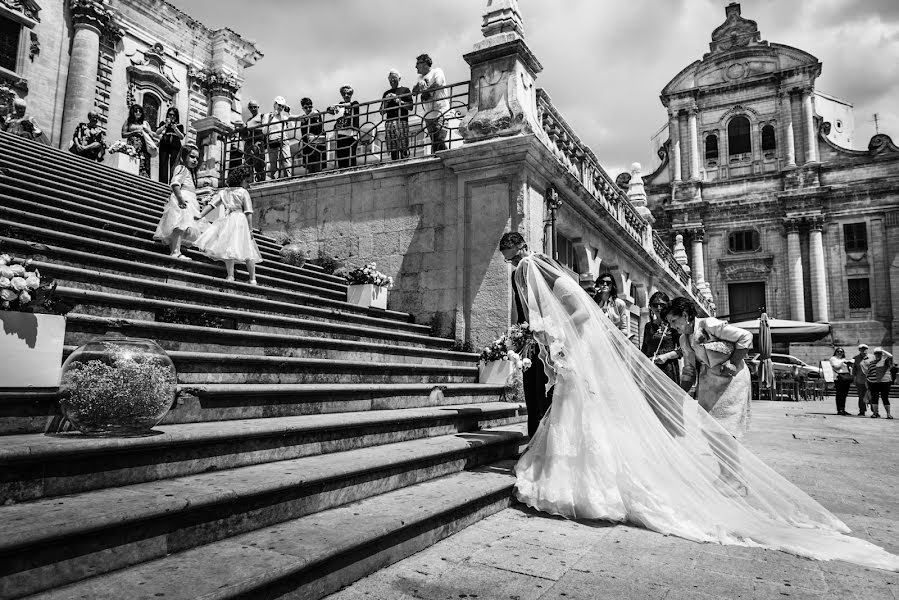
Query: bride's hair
499,232,527,250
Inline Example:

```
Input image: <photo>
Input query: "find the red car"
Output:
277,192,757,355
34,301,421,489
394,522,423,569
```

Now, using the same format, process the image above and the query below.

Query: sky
167,0,899,178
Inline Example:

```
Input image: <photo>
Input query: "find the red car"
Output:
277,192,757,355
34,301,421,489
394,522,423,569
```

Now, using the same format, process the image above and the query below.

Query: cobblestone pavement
326,401,898,600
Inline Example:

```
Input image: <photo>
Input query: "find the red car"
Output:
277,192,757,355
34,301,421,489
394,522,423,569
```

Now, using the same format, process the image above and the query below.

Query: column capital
807,214,824,231
783,218,802,234
689,226,705,243
70,0,125,40
188,66,242,99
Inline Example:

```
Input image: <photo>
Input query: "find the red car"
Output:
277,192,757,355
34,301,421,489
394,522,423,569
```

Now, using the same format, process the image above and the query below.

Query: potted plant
0,253,74,389
344,262,393,309
478,323,534,385
310,249,345,275
107,140,140,175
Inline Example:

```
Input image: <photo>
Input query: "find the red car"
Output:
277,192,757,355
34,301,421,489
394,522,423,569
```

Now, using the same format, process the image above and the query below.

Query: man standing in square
852,343,870,416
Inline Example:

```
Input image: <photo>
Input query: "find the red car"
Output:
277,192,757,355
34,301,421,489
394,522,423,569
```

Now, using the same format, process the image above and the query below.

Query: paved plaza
327,401,899,600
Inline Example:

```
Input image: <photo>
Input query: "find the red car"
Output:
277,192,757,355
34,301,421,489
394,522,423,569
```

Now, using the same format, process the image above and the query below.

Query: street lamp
545,185,563,261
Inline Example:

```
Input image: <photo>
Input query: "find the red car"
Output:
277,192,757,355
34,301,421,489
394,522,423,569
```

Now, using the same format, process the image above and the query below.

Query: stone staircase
0,131,527,599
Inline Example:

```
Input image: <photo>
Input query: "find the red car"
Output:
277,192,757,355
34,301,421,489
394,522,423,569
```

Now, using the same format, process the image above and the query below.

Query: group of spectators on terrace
230,53,452,182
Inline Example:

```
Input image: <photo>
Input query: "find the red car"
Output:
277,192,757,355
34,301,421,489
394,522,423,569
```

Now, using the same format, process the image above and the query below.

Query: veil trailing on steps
512,253,899,571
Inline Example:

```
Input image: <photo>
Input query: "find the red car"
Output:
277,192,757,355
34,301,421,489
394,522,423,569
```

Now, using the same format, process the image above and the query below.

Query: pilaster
669,112,681,182
784,218,806,321
808,215,828,322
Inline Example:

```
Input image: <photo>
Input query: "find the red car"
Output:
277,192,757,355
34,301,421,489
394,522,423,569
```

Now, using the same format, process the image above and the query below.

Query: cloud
168,0,899,175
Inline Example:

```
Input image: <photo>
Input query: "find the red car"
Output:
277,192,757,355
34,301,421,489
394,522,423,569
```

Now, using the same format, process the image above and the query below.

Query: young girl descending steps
154,144,202,260
194,164,263,284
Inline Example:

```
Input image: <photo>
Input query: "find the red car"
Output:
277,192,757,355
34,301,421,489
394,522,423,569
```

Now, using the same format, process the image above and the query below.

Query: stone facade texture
644,3,899,362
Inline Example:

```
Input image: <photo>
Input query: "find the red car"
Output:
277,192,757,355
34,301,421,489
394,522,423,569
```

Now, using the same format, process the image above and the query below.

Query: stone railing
536,89,708,310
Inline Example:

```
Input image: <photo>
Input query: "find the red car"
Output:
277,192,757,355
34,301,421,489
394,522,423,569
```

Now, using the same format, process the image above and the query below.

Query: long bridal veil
512,253,899,571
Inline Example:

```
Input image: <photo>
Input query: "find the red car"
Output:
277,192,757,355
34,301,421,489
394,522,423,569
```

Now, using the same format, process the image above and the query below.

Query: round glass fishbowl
58,336,178,436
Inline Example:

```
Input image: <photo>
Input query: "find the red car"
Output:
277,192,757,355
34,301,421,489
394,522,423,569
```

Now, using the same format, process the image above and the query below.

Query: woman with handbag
829,347,853,415
155,107,185,183
121,104,157,178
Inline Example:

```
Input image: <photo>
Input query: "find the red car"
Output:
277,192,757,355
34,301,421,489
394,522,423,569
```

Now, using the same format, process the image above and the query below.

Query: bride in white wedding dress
499,234,899,571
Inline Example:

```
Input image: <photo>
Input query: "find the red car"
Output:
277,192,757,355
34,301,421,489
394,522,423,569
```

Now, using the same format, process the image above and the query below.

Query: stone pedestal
193,116,233,190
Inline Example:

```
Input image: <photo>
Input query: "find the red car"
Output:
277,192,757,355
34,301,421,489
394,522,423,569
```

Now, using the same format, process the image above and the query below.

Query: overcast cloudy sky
168,0,899,178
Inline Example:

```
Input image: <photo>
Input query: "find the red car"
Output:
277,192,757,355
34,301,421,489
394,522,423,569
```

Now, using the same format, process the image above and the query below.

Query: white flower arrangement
345,262,394,288
0,252,72,314
108,139,139,158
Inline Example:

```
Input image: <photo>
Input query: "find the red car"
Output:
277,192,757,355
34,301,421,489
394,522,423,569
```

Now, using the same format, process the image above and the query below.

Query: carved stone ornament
0,70,27,93
28,31,38,61
868,134,899,156
70,0,124,40
188,66,242,98
126,43,180,97
707,3,766,56
0,0,41,23
718,254,773,282
459,54,536,140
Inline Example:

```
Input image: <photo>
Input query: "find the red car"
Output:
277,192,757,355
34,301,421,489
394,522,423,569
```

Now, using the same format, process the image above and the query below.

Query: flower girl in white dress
154,144,202,260
194,165,263,284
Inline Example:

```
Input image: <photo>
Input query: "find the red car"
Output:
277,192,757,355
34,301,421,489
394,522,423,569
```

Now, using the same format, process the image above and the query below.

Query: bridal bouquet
479,323,536,370
345,262,394,288
108,140,139,158
0,253,71,314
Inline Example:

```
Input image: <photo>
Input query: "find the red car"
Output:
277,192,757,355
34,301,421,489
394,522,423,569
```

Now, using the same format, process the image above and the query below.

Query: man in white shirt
412,54,449,153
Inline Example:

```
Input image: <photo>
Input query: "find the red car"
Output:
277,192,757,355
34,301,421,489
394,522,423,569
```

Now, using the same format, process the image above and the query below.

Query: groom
499,232,554,437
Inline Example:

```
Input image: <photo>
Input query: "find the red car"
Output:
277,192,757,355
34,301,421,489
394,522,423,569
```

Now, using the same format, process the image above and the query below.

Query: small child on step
194,164,263,284
154,144,202,260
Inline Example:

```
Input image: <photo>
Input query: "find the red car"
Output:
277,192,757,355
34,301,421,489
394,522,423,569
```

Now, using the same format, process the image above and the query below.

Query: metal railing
221,81,469,183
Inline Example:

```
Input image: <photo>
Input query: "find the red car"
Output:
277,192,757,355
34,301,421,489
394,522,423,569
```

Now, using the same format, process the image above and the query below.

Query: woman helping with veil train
498,233,899,572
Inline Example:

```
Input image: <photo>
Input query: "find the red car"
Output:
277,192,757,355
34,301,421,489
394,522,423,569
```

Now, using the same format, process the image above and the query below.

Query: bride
498,232,899,571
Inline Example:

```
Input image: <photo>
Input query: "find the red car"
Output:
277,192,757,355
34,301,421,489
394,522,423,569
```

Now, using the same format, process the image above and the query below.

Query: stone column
61,1,122,148
808,215,829,322
785,218,806,321
801,88,818,164
779,90,796,167
669,112,681,182
688,109,700,180
690,227,706,286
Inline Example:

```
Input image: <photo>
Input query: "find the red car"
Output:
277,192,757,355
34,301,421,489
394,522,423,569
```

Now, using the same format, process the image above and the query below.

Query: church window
728,229,759,253
848,279,871,310
727,116,751,159
0,16,19,72
761,124,776,152
843,223,867,253
142,93,161,129
705,134,719,161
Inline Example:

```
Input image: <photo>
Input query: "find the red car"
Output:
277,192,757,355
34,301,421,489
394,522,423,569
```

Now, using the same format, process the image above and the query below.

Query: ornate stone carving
719,256,773,282
126,43,180,97
688,226,705,243
707,2,766,56
28,31,38,61
188,66,241,98
783,218,802,234
0,0,41,23
70,0,124,40
807,215,824,231
0,71,27,94
721,104,760,120
868,134,899,156
615,172,631,189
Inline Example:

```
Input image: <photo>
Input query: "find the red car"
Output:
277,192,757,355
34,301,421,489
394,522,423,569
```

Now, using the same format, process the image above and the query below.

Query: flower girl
154,144,202,259
194,164,263,284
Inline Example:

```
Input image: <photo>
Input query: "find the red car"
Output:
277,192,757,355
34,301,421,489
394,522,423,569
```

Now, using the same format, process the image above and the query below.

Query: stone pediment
707,3,765,56
717,253,774,282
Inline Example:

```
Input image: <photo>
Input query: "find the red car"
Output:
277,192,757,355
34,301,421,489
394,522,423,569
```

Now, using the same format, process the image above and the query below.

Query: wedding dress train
512,253,899,571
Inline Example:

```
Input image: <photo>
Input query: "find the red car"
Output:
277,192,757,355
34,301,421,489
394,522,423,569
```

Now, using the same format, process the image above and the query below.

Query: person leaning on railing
412,53,449,153
261,96,293,179
328,85,360,169
296,97,326,174
380,68,413,160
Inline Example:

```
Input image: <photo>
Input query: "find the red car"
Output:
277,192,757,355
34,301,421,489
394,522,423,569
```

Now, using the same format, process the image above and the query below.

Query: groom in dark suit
499,232,554,437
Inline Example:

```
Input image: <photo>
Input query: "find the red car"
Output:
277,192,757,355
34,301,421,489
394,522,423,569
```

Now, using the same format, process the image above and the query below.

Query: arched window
761,124,776,153
705,134,719,162
728,116,751,158
141,93,161,129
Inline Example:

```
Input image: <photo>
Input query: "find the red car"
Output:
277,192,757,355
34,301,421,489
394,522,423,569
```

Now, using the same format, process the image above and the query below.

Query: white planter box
108,152,140,175
347,284,388,309
479,359,515,385
0,312,66,388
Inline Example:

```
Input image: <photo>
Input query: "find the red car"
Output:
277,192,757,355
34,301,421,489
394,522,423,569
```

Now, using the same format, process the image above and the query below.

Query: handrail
220,81,470,183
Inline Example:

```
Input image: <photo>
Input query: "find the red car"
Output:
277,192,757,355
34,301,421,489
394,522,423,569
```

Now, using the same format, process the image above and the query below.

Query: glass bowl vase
58,336,178,436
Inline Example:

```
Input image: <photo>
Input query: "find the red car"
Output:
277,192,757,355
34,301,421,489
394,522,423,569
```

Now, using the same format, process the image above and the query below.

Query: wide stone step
0,425,526,598
64,313,475,367
0,203,342,292
61,346,477,385
0,402,523,503
0,382,506,436
7,256,425,335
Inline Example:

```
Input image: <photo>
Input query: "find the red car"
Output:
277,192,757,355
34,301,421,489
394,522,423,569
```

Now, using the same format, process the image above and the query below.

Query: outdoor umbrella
758,312,775,391
729,317,831,343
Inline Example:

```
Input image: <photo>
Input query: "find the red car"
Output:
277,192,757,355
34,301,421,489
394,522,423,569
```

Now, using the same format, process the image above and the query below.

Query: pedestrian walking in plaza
866,347,894,419
852,344,870,416
829,347,853,415
194,164,263,285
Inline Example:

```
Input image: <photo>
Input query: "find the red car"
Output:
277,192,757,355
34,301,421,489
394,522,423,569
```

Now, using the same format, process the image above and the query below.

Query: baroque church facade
643,3,899,358
0,0,260,180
